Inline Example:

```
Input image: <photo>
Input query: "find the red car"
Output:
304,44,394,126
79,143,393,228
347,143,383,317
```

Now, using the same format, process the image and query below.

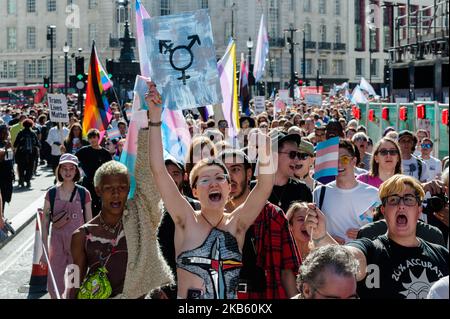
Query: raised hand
304,203,327,240
145,80,163,122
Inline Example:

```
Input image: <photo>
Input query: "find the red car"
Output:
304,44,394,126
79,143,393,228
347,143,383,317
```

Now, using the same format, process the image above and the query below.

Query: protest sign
278,90,289,101
305,93,323,106
144,9,223,110
254,96,265,114
48,94,69,123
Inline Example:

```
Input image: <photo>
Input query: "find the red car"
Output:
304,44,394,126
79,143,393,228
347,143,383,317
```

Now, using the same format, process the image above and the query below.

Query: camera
423,193,449,216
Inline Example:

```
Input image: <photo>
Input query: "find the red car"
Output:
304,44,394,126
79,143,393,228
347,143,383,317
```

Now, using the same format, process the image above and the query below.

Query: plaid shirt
242,202,301,299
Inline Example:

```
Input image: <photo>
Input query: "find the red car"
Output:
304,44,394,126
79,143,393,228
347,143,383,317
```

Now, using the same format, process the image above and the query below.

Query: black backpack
48,185,87,222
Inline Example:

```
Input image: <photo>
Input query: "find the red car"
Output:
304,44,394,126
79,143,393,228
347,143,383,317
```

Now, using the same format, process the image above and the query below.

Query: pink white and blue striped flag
314,137,339,182
135,0,151,78
253,14,269,83
351,85,368,105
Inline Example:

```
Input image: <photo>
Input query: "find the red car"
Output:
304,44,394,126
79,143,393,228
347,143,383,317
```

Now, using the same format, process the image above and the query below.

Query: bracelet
148,121,162,127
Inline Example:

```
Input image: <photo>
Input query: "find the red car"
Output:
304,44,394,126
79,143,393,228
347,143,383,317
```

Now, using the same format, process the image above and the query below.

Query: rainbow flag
314,137,339,182
218,39,240,138
82,41,112,137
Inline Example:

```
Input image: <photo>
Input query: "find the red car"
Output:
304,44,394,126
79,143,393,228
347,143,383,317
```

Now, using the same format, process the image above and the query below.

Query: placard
254,96,265,114
48,94,69,123
304,93,323,106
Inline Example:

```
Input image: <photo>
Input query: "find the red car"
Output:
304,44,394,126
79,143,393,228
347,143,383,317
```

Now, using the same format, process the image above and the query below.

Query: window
370,59,378,77
88,0,98,9
369,29,377,51
356,58,364,76
47,0,56,12
27,27,36,49
335,0,340,15
37,60,48,77
0,61,17,79
27,0,36,13
268,0,279,39
301,59,313,75
319,24,327,42
303,0,311,12
25,60,37,78
7,27,16,50
89,24,97,45
161,0,170,16
318,59,328,75
332,60,344,75
335,25,341,43
355,25,363,50
7,0,16,14
304,23,312,41
319,0,326,14
67,29,73,48
383,26,391,50
200,0,208,9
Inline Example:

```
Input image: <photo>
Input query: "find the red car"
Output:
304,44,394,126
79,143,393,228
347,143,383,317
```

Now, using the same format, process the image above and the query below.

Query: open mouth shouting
396,212,408,228
110,201,122,209
208,190,223,202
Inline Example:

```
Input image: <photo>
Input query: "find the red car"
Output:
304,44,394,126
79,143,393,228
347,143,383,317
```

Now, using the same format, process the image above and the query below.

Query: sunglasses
339,155,353,165
279,151,310,160
421,143,432,149
378,149,399,156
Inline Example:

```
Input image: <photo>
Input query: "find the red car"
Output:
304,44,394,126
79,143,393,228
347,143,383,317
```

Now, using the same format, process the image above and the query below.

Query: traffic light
384,65,391,84
76,57,85,81
43,76,50,89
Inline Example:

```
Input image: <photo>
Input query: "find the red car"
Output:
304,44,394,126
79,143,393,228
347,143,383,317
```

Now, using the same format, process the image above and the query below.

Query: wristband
148,121,162,127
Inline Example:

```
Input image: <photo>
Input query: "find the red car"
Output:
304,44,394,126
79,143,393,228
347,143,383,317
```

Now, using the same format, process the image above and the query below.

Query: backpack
48,185,87,222
18,131,37,154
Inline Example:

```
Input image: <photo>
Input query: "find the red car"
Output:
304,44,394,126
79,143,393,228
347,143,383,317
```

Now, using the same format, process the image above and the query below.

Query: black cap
270,130,301,149
398,130,417,143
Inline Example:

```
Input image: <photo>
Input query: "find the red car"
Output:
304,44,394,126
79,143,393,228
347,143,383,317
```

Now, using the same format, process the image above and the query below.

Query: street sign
48,94,69,123
76,81,85,90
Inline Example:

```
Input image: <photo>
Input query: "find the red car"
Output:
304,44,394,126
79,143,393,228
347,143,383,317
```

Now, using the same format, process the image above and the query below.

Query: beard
230,177,249,201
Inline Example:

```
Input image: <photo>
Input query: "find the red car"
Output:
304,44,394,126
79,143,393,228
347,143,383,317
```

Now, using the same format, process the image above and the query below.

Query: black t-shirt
347,235,449,299
255,178,312,213
357,220,446,247
75,146,112,181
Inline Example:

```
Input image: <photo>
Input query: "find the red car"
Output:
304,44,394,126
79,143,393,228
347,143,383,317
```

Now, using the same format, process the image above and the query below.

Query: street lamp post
247,37,253,101
47,25,56,93
284,27,298,98
231,3,236,39
302,29,306,84
63,42,70,98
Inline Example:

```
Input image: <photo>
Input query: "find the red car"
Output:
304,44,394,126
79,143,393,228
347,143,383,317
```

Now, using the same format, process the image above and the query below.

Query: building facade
0,0,434,94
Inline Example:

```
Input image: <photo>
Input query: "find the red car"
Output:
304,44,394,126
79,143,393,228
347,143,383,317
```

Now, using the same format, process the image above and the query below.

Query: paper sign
144,9,223,110
279,90,289,101
48,94,69,123
305,93,323,106
254,96,265,114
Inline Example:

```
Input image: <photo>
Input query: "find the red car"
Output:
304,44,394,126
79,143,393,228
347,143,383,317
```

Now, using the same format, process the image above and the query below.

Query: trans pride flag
82,41,112,137
253,14,269,83
314,137,339,183
218,39,240,138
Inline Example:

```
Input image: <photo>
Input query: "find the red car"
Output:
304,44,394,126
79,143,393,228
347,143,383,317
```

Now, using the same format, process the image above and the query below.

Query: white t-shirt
313,181,381,243
402,156,430,182
420,156,442,180
427,276,449,299
46,126,69,156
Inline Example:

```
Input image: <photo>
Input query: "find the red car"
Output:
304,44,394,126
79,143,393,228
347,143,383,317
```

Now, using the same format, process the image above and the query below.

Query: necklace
200,213,224,229
272,184,287,207
99,213,122,234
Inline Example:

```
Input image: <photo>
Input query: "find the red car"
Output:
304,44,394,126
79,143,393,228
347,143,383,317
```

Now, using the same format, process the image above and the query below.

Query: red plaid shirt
242,202,301,299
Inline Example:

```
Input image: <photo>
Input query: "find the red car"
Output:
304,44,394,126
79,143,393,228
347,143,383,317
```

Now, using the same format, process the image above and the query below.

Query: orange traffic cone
27,209,48,293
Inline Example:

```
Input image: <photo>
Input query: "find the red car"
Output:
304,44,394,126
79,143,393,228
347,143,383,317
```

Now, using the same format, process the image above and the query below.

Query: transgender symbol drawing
159,35,201,85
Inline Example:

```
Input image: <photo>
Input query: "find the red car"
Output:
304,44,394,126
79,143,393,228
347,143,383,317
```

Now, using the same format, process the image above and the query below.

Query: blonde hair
94,161,129,188
379,174,425,203
286,202,309,225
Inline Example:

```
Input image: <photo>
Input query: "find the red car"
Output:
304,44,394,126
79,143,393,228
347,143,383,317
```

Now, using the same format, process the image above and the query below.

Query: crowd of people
0,82,448,299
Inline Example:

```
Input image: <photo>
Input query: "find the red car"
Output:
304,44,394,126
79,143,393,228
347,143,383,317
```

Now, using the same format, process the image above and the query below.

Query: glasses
339,155,353,165
279,151,310,160
196,174,229,187
383,194,420,207
378,149,399,156
421,144,432,149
